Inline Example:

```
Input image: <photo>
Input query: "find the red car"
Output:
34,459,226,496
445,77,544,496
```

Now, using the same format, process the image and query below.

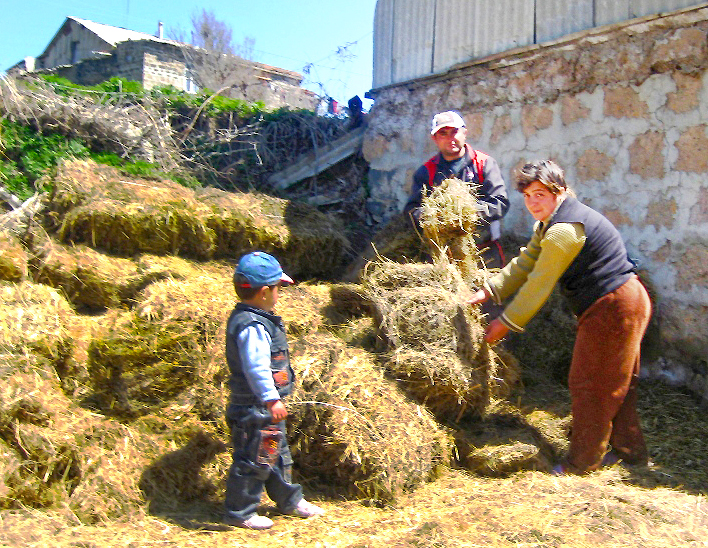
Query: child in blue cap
223,251,324,530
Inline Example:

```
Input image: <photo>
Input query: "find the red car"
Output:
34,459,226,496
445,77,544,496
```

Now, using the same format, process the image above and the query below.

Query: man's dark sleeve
403,165,430,223
476,155,510,223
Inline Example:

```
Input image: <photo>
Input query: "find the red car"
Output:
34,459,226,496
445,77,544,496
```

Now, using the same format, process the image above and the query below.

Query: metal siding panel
536,0,595,43
630,0,701,18
373,0,396,88
432,0,477,74
469,0,535,59
595,0,631,26
391,0,436,83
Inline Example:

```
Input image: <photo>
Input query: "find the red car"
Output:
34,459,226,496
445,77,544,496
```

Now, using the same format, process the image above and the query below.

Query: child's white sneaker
290,499,324,518
228,514,274,530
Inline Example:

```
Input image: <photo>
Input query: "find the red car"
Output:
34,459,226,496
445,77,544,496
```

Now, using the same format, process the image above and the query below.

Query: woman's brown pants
566,275,652,473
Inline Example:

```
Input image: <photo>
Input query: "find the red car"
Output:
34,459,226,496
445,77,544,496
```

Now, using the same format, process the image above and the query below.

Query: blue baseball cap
235,251,294,288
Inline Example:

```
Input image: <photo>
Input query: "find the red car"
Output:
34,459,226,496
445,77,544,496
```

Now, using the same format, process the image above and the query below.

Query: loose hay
44,159,349,279
419,177,487,284
0,229,28,282
0,281,74,365
363,259,508,419
288,333,451,503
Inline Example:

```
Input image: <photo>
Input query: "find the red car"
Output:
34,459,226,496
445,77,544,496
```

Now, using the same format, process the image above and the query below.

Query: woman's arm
498,222,585,332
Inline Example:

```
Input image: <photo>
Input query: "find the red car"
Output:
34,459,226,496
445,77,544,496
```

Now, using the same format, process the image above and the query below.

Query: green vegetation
0,119,199,200
0,119,90,200
2,75,341,200
39,74,267,119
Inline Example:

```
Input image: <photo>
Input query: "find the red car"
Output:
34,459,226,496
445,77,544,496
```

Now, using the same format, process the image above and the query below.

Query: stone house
9,16,317,110
364,1,708,402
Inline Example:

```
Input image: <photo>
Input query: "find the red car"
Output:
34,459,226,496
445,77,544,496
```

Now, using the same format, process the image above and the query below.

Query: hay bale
31,241,165,310
196,187,350,279
134,263,233,324
46,160,216,259
45,159,349,279
110,271,236,420
87,317,208,418
288,333,451,504
0,229,27,282
0,281,74,364
362,259,498,419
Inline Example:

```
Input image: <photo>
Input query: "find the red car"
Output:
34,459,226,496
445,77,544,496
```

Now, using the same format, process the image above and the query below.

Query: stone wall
364,7,708,401
50,40,316,109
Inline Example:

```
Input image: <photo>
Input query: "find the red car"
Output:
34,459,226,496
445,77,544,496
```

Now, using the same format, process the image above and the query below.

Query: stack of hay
287,332,451,503
42,159,349,279
0,281,165,522
363,179,518,423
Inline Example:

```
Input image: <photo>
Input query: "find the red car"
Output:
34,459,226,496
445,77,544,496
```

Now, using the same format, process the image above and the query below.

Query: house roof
36,16,179,62
66,16,179,47
27,16,304,82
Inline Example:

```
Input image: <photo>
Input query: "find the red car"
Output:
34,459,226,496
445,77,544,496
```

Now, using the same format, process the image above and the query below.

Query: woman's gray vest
226,303,294,405
546,196,636,317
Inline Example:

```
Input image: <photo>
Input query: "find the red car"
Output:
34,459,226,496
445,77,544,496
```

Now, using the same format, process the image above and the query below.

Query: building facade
9,16,317,110
364,2,708,401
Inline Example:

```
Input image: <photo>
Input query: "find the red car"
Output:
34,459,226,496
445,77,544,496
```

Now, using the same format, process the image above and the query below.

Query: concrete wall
364,6,708,401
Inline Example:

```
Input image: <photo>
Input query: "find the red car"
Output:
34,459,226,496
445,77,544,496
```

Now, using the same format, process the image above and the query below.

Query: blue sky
1,0,377,107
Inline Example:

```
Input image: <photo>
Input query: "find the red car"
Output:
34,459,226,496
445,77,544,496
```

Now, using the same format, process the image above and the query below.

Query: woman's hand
468,287,491,306
484,318,509,345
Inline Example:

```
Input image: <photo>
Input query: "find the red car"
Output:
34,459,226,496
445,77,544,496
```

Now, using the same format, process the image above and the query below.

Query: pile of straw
43,159,349,279
419,178,487,285
288,333,451,503
363,259,500,420
0,230,27,282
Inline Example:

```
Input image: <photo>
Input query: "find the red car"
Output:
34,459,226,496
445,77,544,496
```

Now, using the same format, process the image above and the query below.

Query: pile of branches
0,76,178,173
0,75,348,192
178,108,348,189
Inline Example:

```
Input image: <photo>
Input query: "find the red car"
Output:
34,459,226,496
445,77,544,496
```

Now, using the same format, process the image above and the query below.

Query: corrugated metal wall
373,0,707,88
433,0,535,74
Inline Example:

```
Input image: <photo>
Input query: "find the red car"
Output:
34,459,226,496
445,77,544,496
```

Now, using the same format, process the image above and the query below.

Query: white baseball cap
431,111,465,135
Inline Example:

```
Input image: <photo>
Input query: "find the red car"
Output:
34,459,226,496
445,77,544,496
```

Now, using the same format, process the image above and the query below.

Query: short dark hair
233,272,262,300
515,160,569,195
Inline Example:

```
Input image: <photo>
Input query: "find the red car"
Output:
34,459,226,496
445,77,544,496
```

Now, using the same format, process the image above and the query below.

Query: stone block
629,131,665,180
675,125,708,173
575,149,614,182
604,86,648,118
667,72,702,114
521,104,553,138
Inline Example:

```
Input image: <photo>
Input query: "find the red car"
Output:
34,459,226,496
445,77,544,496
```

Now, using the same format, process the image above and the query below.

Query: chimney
157,21,163,39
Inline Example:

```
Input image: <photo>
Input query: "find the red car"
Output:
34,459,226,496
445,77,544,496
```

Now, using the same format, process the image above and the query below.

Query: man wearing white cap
404,110,510,268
